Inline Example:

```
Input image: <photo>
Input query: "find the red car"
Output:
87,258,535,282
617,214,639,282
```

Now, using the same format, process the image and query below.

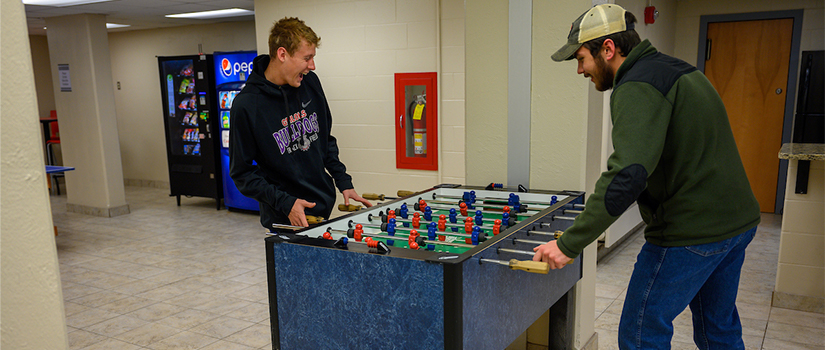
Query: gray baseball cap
552,4,629,62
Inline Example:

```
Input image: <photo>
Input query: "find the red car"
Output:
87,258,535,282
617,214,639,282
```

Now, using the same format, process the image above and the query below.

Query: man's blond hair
268,17,320,57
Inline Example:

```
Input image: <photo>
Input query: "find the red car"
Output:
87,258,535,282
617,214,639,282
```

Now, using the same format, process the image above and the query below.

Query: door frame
697,10,804,214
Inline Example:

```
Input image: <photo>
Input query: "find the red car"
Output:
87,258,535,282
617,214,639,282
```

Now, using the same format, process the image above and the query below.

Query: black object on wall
792,50,824,194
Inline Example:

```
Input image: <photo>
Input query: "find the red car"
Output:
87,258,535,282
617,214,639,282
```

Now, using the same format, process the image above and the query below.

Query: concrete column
45,14,129,217
467,1,598,349
1,1,69,349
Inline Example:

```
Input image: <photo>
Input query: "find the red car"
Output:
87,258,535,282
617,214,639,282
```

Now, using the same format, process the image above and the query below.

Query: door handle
705,39,712,61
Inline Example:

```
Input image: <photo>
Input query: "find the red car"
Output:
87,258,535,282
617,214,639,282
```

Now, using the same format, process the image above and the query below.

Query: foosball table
264,184,585,350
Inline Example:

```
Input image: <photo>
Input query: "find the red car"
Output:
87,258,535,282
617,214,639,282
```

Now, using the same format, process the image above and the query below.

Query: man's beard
594,54,615,92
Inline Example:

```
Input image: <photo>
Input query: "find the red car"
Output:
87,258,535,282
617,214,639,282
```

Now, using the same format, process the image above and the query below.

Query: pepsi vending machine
214,51,260,212
158,54,222,209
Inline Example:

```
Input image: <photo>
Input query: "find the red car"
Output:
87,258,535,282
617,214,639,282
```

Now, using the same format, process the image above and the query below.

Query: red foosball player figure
493,219,502,235
408,230,419,247
354,224,363,242
418,199,428,212
464,220,474,243
459,202,468,216
438,214,447,232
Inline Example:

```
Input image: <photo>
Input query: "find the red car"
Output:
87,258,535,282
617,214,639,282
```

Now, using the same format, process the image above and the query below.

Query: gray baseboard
772,291,825,314
66,203,130,217
124,178,170,189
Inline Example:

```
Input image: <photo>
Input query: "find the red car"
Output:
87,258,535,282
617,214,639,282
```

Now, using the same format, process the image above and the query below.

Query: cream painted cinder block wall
1,1,69,349
45,14,128,215
467,1,604,348
465,0,509,186
108,21,257,187
29,34,56,164
776,159,824,312
253,0,466,206
30,35,56,121
529,0,591,193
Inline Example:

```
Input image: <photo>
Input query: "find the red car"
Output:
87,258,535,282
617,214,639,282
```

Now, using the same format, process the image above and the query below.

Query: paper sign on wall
58,64,71,92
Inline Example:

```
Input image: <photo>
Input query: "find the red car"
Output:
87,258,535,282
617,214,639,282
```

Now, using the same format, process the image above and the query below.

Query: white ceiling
25,0,255,36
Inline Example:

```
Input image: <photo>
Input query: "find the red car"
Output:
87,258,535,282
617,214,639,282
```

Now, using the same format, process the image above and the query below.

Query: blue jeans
618,226,757,350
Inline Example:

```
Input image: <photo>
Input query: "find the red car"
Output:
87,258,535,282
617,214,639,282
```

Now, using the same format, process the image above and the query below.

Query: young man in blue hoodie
532,4,760,350
229,17,371,229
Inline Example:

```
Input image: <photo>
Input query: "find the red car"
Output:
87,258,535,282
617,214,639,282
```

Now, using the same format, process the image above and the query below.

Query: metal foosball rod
512,238,550,246
421,191,580,208
329,235,391,254
370,212,505,230
362,193,398,201
421,207,529,223
410,198,532,214
326,228,477,250
363,189,419,201
407,201,533,222
560,209,583,215
496,247,536,257
478,258,550,274
508,231,575,264
352,221,481,241
424,199,541,213
394,189,585,212
525,230,565,239
271,215,326,231
496,247,575,265
541,215,577,223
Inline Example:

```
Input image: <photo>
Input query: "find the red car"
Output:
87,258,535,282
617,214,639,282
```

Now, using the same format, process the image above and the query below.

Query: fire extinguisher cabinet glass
395,72,438,170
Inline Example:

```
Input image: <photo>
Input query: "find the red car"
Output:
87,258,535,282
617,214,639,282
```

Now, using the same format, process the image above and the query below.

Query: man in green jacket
533,4,760,350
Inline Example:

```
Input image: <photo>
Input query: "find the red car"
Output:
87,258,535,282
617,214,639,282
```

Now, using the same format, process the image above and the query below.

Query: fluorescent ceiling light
106,23,130,29
165,8,254,19
23,0,112,6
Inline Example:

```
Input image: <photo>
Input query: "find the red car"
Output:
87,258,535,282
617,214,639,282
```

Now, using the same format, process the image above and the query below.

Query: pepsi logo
220,58,253,78
220,58,233,77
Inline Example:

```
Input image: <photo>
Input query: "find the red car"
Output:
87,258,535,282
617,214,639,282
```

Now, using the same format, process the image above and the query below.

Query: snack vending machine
158,54,223,209
214,51,259,212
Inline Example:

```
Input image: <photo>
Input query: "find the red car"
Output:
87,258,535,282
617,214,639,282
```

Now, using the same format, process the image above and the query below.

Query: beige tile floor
51,186,824,350
593,213,825,350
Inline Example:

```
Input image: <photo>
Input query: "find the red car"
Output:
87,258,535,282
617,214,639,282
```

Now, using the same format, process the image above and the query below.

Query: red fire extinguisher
409,93,427,157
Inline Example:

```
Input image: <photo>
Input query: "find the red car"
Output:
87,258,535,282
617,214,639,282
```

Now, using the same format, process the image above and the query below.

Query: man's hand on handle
342,189,373,208
288,199,316,227
533,240,573,270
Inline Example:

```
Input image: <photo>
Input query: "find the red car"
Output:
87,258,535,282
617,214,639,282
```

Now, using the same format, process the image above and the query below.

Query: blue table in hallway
46,165,74,235
46,165,73,196
46,165,74,173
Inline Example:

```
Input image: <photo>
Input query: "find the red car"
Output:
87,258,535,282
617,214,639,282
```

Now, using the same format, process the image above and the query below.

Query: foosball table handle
479,258,550,274
307,215,325,225
362,193,386,201
508,259,550,274
270,215,325,230
338,204,362,212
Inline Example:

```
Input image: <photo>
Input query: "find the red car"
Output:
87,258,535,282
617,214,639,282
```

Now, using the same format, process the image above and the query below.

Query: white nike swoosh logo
302,100,311,108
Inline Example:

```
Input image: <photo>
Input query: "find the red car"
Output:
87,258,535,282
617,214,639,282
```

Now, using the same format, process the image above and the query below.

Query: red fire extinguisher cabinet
395,72,438,170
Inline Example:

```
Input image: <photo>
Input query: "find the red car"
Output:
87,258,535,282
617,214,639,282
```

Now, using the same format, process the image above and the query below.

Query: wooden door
705,18,793,213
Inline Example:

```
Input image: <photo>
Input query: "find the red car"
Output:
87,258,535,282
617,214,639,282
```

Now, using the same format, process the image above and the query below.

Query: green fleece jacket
557,40,761,258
